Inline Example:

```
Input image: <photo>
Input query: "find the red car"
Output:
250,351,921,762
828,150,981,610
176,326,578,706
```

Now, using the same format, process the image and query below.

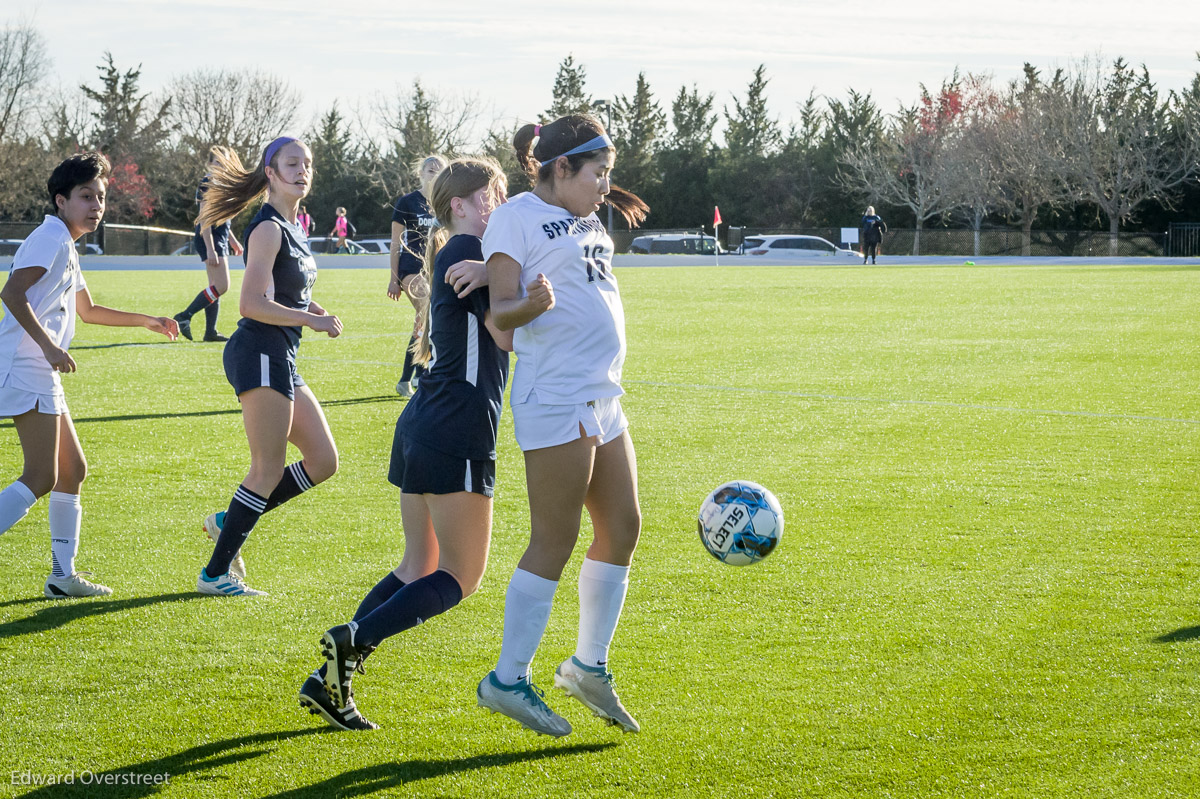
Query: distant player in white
0,152,179,598
475,113,650,736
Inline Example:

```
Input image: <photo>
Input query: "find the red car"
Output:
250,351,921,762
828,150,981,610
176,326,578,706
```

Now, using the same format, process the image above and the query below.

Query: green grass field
1,262,1198,798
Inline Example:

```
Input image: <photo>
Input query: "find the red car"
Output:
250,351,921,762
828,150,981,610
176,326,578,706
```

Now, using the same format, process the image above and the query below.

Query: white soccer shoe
44,572,113,599
554,657,640,733
203,512,246,581
196,568,266,597
477,671,572,737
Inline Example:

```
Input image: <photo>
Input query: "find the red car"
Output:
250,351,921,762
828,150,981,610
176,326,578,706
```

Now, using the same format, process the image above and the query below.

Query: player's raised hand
526,273,555,313
312,313,343,338
41,343,77,373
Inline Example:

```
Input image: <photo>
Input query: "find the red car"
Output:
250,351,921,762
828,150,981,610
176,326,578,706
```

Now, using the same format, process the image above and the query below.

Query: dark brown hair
513,114,648,227
48,152,111,211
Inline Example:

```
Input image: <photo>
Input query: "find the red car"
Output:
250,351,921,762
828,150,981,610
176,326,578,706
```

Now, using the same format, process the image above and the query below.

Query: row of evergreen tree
1,22,1197,242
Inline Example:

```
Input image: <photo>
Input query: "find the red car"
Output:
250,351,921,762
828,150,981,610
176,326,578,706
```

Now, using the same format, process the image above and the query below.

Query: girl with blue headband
193,137,345,603
474,113,649,737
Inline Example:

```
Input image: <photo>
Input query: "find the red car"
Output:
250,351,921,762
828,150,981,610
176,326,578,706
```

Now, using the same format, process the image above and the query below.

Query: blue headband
263,136,298,167
538,134,613,167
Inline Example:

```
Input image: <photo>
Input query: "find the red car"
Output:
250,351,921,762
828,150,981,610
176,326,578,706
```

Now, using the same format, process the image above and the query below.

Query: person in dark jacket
861,206,886,264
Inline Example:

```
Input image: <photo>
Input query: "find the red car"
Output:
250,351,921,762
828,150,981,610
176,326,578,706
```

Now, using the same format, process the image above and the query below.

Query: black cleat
174,313,193,341
298,675,378,731
321,623,371,708
202,331,228,342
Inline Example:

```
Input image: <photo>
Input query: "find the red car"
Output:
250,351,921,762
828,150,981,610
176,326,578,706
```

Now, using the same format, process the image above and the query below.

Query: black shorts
223,329,306,400
388,425,495,497
195,224,231,261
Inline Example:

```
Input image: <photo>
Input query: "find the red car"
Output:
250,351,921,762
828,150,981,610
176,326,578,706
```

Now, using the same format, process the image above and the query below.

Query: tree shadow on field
14,728,329,799
1154,625,1200,643
0,591,201,639
0,395,399,429
255,743,617,799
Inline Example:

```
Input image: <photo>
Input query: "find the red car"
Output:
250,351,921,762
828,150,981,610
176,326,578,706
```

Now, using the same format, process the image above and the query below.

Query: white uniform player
0,152,178,599
0,216,85,416
475,116,650,738
482,192,629,452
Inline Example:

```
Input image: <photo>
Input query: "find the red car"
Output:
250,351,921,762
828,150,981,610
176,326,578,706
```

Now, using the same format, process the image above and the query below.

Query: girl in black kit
194,137,343,598
173,146,244,342
389,154,447,396
300,158,512,731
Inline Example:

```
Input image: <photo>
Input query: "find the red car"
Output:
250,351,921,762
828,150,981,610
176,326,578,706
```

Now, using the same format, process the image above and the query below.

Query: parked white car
628,233,724,255
743,235,857,257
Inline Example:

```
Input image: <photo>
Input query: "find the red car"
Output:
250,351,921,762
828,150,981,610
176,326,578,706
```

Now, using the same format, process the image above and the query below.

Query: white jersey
0,215,86,394
482,192,624,405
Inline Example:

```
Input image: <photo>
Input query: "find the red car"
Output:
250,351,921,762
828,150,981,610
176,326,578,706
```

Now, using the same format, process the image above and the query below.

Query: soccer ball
697,480,783,566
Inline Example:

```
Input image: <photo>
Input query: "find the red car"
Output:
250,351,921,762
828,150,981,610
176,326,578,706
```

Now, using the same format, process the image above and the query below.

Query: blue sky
12,0,1199,141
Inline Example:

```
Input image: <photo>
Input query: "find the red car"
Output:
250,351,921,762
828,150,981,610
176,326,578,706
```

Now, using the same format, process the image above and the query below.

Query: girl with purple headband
193,136,344,600
473,113,650,737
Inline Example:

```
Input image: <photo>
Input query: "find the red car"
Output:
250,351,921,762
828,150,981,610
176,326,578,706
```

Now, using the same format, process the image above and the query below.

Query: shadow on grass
257,743,618,799
1154,625,1200,643
0,395,399,428
71,341,180,350
0,591,201,639
14,728,330,799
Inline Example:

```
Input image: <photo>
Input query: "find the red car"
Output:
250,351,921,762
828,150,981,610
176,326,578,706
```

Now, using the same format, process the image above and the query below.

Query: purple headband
263,136,298,167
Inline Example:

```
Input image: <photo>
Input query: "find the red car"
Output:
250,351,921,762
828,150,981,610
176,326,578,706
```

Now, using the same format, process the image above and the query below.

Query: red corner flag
713,206,723,226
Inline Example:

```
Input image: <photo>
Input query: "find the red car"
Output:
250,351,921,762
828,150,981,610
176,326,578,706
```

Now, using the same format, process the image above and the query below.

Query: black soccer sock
181,286,218,319
353,570,463,650
354,572,406,620
263,462,315,514
205,485,267,578
203,297,220,334
399,337,418,383
315,571,408,679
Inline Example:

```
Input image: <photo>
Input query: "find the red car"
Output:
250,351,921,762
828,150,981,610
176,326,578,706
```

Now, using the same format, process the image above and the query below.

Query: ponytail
410,225,449,366
196,139,306,229
513,114,649,228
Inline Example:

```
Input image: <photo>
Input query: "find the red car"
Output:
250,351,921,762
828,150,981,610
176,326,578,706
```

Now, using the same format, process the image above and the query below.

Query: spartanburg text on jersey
481,192,624,406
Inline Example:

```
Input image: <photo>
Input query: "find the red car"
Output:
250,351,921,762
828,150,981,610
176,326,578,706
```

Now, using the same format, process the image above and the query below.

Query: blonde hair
411,157,507,365
196,140,307,229
414,154,448,180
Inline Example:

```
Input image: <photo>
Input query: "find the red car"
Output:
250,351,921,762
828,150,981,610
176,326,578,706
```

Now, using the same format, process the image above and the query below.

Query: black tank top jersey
399,234,509,461
237,203,317,349
391,190,436,273
193,176,232,242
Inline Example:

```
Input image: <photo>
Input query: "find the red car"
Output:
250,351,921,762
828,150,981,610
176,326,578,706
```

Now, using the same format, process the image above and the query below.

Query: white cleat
554,657,640,733
477,671,572,737
203,512,245,581
196,568,266,597
44,572,113,599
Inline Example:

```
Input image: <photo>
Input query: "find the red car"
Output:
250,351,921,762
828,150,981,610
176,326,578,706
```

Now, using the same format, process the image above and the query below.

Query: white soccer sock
495,568,559,685
48,491,82,578
0,480,37,535
575,558,631,668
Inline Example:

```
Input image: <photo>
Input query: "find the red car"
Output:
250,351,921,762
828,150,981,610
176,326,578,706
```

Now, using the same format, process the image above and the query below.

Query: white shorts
511,394,628,452
0,382,67,417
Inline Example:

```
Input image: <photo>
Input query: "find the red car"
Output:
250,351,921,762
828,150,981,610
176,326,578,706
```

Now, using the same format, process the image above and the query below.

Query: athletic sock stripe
233,487,268,513
290,462,314,491
205,286,219,302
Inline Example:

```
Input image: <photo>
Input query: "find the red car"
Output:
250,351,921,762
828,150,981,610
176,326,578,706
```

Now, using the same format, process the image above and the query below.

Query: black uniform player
173,147,243,341
389,155,447,396
306,158,512,731
195,137,342,605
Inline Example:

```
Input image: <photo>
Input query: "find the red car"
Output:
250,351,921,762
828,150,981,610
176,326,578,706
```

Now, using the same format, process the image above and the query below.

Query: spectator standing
860,206,886,265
